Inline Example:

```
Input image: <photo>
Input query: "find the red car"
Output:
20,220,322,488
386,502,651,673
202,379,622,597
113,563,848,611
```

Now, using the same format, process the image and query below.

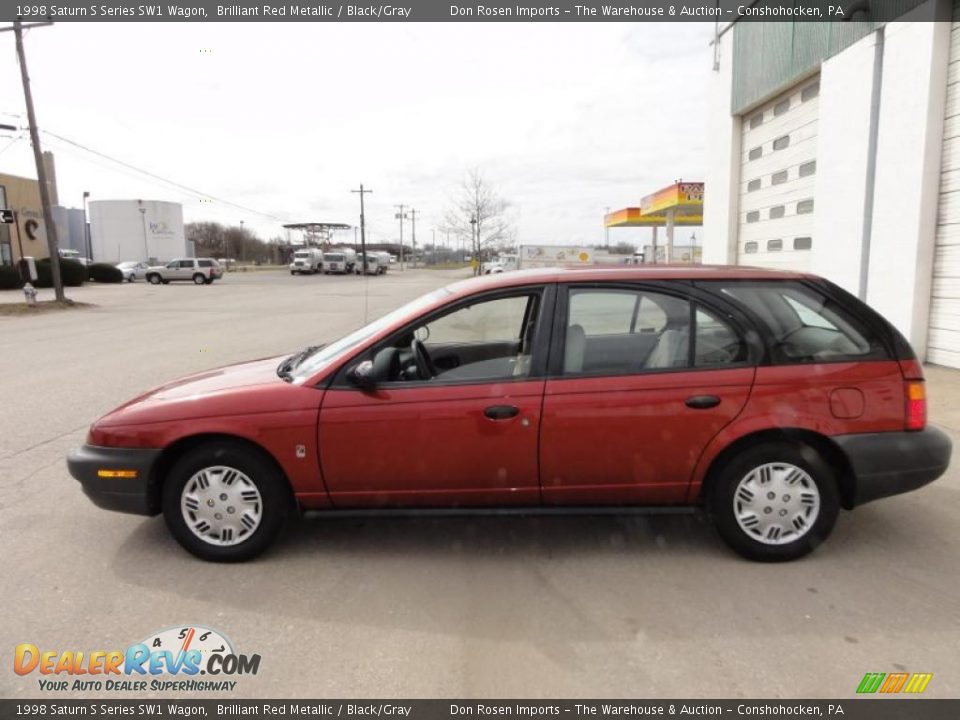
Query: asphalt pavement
1,268,958,699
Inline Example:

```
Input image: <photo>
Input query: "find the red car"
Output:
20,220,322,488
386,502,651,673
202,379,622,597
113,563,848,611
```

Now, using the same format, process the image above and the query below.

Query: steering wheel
411,339,437,380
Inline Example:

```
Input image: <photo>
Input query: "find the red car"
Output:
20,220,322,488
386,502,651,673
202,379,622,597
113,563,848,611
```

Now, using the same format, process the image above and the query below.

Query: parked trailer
323,248,357,274
518,245,594,269
289,248,324,275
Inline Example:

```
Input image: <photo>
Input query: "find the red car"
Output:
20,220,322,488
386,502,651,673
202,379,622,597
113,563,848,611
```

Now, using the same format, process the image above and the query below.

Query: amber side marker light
905,381,927,431
96,469,138,479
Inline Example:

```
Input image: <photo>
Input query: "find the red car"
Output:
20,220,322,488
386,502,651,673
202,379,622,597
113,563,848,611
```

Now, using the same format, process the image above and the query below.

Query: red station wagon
68,266,952,562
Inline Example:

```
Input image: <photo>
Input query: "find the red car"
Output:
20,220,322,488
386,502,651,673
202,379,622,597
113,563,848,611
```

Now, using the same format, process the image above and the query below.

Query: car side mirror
346,360,377,390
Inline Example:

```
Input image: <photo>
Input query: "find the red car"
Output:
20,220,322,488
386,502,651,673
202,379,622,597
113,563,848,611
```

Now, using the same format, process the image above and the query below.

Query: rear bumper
67,444,162,516
835,427,952,507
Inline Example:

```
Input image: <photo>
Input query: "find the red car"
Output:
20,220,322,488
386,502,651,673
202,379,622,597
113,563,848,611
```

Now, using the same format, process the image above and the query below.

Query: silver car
145,258,223,285
115,261,149,282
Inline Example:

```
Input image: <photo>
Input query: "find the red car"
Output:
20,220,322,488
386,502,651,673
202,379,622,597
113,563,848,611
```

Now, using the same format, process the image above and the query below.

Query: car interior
372,293,541,382
720,284,872,360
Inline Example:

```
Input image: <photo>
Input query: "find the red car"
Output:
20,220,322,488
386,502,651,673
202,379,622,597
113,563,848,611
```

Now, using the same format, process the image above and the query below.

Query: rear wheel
708,441,839,562
162,441,293,562
193,273,206,285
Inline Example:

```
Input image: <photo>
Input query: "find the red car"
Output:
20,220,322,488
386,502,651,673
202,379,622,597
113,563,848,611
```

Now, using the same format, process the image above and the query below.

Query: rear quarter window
701,281,889,363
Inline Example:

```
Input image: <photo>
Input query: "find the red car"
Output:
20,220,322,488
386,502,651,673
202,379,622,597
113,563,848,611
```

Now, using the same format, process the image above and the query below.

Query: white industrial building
703,0,960,368
88,199,187,265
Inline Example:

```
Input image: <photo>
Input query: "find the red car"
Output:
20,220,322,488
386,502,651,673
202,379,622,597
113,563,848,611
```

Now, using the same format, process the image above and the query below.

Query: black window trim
547,281,761,380
328,283,557,390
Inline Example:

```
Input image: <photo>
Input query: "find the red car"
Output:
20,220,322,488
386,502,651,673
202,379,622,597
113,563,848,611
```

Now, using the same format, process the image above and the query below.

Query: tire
707,441,840,562
193,273,206,285
147,274,161,285
161,441,294,562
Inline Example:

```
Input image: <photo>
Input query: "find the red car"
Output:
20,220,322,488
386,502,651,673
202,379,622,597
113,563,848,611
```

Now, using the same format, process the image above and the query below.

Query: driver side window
384,293,540,383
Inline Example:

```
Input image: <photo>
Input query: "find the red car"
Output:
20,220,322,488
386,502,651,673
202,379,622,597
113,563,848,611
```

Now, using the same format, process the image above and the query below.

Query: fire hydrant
23,282,37,307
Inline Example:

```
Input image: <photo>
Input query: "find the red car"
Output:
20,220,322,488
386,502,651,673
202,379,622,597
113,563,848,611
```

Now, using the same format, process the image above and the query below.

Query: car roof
444,264,814,297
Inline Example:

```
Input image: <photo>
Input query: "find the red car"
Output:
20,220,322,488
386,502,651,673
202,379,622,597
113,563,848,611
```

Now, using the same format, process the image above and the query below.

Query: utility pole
394,204,406,270
604,206,610,249
351,183,372,275
409,208,419,269
2,19,64,300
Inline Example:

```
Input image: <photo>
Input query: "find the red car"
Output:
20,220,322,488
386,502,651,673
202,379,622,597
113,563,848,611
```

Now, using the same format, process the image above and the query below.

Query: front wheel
707,441,839,562
147,274,161,285
162,441,293,562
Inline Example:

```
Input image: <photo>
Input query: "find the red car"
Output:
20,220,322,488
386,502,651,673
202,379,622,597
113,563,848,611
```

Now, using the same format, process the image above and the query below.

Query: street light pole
351,183,372,275
409,208,418,269
469,216,478,276
2,20,64,300
138,205,148,260
394,204,406,271
82,191,90,261
604,206,610,249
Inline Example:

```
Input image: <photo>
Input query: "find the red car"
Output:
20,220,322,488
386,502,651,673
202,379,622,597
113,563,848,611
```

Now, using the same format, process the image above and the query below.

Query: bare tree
442,169,513,276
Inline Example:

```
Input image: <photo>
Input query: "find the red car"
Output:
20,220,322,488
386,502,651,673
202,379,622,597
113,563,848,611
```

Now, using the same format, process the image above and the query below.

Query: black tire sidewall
708,442,840,562
162,442,292,562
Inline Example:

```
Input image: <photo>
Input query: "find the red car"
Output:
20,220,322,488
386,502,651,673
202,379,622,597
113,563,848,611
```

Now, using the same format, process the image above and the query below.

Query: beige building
0,172,49,266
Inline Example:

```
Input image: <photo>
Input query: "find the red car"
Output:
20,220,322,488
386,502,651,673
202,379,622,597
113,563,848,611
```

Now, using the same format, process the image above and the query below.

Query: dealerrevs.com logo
14,625,260,693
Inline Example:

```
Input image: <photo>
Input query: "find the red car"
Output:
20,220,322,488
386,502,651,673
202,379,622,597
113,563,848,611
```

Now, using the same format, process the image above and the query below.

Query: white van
290,248,323,275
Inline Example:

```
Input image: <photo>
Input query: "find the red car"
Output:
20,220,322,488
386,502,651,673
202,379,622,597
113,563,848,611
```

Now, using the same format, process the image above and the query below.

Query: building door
930,5,960,368
737,77,820,271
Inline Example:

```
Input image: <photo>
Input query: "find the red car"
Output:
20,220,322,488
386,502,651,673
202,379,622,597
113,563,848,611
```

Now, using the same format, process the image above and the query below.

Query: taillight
905,381,926,431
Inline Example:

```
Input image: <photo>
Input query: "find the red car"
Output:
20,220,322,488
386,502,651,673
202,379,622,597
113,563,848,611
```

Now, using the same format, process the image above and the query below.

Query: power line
38,127,285,222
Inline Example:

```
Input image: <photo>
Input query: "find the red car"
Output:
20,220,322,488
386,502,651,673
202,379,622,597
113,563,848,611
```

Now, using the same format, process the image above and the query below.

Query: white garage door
931,3,960,368
736,77,820,272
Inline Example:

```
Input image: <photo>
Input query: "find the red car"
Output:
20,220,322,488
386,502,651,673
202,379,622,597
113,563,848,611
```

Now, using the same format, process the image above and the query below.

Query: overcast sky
0,22,713,249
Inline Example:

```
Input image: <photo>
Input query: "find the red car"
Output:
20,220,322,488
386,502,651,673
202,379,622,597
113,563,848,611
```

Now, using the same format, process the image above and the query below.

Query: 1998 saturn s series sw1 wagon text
68,266,952,562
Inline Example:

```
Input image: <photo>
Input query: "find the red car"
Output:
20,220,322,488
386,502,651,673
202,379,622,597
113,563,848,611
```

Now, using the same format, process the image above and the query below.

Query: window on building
748,146,762,161
799,160,816,177
797,199,814,214
747,178,761,192
769,205,785,219
767,239,783,252
794,236,813,250
746,210,760,223
801,82,820,102
771,170,789,185
749,114,764,129
774,99,791,116
744,242,759,254
772,135,790,151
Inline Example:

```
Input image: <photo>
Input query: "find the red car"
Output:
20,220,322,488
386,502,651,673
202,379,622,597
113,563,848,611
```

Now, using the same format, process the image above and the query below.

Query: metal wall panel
931,0,960,367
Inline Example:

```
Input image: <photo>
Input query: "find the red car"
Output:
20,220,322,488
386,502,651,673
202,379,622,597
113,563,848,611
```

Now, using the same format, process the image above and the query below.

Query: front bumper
67,444,162,516
835,426,952,507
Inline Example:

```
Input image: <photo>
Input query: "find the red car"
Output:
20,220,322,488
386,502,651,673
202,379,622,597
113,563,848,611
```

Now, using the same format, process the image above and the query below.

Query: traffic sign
0,209,13,224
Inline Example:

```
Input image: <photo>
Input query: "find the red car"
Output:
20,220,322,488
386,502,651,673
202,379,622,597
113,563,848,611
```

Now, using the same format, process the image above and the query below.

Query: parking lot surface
1,269,959,699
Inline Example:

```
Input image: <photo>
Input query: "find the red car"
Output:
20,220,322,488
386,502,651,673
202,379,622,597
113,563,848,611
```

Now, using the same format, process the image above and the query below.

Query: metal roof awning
604,182,703,228
283,222,352,246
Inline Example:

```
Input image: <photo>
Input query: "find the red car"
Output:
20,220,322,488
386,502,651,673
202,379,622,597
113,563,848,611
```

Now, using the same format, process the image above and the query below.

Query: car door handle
685,395,721,409
484,405,520,420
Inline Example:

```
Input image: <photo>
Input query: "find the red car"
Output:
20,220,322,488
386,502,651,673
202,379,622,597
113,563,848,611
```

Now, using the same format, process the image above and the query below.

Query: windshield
324,254,344,262
294,252,310,258
288,287,451,383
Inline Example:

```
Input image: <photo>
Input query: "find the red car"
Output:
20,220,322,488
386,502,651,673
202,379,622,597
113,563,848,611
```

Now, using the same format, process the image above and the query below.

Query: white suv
145,258,223,285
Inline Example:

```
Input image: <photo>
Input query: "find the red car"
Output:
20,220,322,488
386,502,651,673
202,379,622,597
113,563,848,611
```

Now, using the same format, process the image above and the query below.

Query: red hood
96,355,319,427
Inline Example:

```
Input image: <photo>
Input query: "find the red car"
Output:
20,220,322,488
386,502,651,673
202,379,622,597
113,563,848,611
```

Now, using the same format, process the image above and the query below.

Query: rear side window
708,281,886,363
561,287,749,376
